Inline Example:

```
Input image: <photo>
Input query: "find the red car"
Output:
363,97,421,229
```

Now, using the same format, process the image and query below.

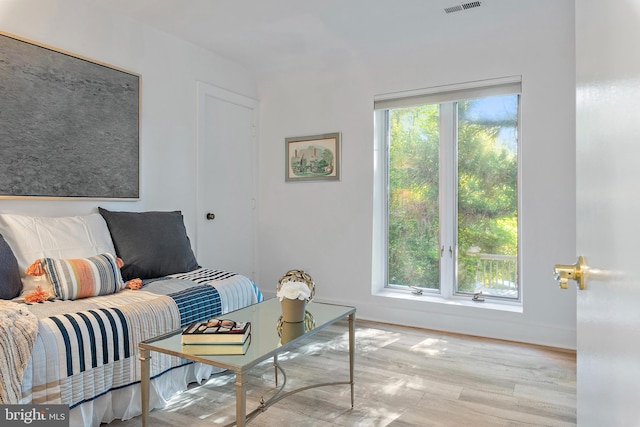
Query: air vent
445,1,482,14
462,1,481,10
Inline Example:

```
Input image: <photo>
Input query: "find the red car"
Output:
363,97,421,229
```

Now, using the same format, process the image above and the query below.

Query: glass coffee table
139,298,356,427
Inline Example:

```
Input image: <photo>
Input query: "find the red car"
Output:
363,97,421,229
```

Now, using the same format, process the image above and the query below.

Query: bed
0,210,262,426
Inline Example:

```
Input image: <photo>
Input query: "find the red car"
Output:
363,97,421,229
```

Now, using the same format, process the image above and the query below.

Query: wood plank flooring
105,320,576,427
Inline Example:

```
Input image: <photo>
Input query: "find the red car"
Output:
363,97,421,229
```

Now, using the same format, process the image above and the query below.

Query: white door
196,83,258,279
575,0,640,425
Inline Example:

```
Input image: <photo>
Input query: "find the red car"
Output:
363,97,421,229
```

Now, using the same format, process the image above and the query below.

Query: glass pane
388,105,440,289
457,95,519,298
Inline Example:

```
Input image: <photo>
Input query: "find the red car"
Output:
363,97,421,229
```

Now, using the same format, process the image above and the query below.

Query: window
373,77,521,301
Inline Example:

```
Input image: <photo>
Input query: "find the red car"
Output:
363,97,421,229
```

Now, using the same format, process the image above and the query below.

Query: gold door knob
553,256,586,290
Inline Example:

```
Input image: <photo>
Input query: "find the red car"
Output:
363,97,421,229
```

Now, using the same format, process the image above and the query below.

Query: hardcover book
181,320,251,344
181,335,252,355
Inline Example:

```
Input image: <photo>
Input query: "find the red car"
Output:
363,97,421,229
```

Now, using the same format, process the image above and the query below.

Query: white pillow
0,213,116,298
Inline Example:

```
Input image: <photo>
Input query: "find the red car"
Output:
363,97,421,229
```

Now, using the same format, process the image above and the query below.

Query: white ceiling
94,0,541,77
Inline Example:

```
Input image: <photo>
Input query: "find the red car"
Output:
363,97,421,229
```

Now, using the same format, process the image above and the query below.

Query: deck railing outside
473,253,518,297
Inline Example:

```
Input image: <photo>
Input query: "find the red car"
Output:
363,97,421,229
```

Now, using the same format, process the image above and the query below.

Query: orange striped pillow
38,253,126,300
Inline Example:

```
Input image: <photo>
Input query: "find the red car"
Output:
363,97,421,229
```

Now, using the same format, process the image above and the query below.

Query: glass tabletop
140,298,355,372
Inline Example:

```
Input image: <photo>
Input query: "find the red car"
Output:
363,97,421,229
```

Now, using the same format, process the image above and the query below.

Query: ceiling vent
444,1,482,14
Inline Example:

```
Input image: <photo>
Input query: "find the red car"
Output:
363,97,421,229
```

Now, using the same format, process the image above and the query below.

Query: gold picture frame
285,132,340,182
0,31,140,199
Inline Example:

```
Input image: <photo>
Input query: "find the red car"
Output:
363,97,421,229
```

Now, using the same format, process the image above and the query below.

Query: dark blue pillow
0,233,22,299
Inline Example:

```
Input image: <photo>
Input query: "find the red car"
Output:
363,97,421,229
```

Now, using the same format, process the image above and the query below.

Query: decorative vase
280,298,306,322
276,311,316,346
279,320,306,344
277,269,315,302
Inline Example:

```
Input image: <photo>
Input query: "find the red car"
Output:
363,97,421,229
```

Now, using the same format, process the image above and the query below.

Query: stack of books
181,319,251,355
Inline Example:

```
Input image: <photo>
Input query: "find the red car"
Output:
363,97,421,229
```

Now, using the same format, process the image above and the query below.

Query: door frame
195,81,259,279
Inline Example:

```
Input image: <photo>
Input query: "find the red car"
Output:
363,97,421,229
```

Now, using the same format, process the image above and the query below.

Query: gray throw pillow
0,234,22,299
98,208,200,281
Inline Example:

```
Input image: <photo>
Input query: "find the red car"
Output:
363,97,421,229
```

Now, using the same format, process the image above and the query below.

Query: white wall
0,0,577,349
257,0,577,348
0,0,258,240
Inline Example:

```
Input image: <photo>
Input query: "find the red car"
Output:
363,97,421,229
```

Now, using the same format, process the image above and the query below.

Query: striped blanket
10,268,262,412
0,301,38,404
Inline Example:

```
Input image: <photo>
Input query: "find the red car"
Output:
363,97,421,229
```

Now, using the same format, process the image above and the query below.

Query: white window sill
372,288,523,314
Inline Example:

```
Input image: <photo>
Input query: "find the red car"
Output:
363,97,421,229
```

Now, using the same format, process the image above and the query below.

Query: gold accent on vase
277,269,315,302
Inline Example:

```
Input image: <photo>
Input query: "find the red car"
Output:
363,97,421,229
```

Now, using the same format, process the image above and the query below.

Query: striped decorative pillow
41,253,126,300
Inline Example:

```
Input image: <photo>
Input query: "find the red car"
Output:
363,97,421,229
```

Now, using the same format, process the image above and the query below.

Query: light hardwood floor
106,320,576,427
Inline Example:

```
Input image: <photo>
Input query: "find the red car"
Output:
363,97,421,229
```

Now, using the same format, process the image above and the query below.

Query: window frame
373,76,522,303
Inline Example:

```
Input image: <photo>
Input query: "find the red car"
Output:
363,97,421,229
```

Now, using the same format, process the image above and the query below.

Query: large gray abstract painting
0,32,139,199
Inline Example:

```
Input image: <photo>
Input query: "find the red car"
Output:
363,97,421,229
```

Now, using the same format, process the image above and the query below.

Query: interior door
575,0,640,425
196,83,258,279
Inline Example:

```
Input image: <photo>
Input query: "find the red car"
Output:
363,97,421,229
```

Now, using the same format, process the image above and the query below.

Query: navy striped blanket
12,268,262,411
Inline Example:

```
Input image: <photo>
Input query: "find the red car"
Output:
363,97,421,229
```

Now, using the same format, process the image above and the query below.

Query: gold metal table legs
140,312,355,426
348,312,355,408
140,349,151,427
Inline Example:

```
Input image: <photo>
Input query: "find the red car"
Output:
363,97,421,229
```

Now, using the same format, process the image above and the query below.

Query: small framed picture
285,132,340,182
